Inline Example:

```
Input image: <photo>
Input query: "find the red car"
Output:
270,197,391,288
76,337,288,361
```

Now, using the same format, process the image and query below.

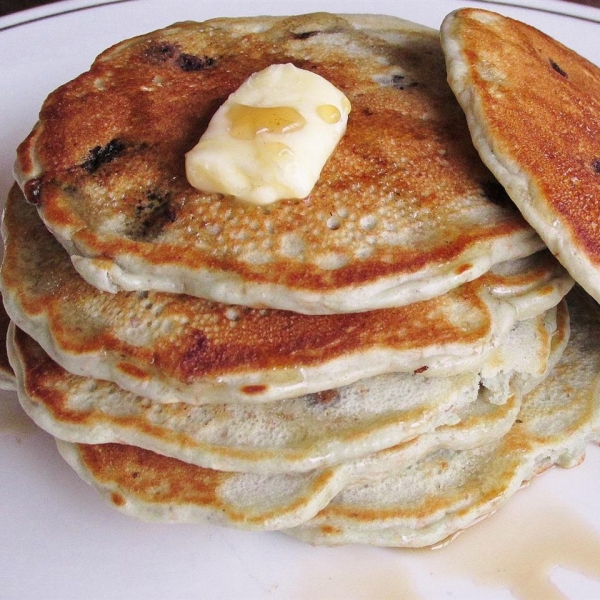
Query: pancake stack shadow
2,10,600,547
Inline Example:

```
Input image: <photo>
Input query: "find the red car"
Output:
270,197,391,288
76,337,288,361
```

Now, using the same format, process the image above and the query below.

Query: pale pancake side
16,13,542,313
1,186,573,404
441,8,600,304
287,291,600,547
8,306,562,475
52,301,568,531
0,296,15,390
55,394,522,531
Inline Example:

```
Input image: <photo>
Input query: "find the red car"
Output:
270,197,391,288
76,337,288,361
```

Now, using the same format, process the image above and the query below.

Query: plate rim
1,0,599,33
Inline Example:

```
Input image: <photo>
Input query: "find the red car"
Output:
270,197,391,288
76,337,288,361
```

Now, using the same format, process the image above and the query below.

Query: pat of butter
185,63,351,205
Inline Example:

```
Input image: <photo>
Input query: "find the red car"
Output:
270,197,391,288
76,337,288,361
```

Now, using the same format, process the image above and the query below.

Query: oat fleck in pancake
15,13,543,314
441,8,600,304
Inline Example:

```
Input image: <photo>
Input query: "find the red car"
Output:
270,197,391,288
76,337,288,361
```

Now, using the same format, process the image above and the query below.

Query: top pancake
15,13,542,314
441,8,600,305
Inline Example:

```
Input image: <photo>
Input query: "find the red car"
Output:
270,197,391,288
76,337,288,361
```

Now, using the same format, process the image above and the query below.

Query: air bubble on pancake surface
225,307,241,321
327,215,342,230
360,215,378,231
355,246,374,260
280,233,306,258
315,253,350,270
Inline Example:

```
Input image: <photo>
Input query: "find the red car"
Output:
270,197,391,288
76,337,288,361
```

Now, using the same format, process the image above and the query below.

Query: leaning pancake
441,9,600,304
8,307,561,474
51,300,568,531
287,291,599,547
15,13,544,314
1,186,573,404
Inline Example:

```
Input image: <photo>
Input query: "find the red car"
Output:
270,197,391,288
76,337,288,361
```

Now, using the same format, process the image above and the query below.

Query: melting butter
185,63,351,205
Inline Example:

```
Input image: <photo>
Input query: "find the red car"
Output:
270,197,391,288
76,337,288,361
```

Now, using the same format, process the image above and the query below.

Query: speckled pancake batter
15,13,542,314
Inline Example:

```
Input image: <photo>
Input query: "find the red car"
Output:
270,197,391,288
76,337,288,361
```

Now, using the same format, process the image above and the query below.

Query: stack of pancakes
2,10,600,547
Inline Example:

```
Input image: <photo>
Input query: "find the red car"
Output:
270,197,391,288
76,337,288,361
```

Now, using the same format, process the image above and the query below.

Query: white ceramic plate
2,2,600,599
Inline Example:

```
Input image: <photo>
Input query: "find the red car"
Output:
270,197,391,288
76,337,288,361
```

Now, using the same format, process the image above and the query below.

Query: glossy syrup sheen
227,103,306,139
415,474,600,599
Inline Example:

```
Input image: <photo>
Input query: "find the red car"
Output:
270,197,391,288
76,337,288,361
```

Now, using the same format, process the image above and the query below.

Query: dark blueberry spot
178,54,217,72
479,180,512,208
130,190,175,241
144,41,178,62
592,159,600,174
392,74,418,90
292,30,320,40
24,178,43,205
515,419,523,424
81,139,126,173
550,59,568,78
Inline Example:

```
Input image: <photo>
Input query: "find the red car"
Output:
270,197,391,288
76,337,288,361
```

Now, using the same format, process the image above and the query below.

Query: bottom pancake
54,294,600,542
286,290,600,546
43,303,568,533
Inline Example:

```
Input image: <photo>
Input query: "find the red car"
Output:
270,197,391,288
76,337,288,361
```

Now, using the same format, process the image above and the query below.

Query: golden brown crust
72,442,337,527
12,323,487,473
441,8,600,301
16,14,540,312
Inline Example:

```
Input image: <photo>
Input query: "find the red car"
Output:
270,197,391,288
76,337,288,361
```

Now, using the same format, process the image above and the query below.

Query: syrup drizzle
414,476,600,599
